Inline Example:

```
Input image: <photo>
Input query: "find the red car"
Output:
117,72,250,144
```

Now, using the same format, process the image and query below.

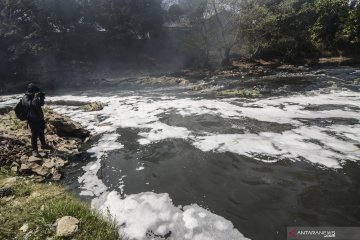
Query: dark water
103,144,360,240
49,66,360,240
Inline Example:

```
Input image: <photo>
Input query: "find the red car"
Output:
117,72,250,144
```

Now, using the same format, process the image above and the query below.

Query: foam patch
100,191,249,240
2,88,359,240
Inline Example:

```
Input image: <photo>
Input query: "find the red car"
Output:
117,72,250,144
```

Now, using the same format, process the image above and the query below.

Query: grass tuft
0,169,121,240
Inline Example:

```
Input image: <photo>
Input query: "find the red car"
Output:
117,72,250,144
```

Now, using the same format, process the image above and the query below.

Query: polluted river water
1,67,360,240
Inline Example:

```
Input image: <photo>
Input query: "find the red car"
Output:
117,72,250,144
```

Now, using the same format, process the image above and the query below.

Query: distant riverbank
1,55,359,96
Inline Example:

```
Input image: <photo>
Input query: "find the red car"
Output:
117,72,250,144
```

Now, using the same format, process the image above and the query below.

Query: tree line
0,0,163,76
0,0,359,77
172,0,360,67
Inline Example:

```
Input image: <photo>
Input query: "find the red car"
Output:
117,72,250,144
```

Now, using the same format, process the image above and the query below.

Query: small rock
19,223,29,233
19,162,40,173
20,155,28,162
82,102,106,112
55,216,79,237
57,146,73,154
67,140,76,145
52,170,62,181
4,195,15,202
42,159,56,169
39,152,48,158
54,157,68,168
11,166,18,172
32,165,50,177
28,156,42,163
11,162,20,167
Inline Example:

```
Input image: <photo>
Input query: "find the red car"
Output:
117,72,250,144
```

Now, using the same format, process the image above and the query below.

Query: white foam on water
136,164,145,171
327,124,360,142
46,95,255,239
78,133,123,197
100,191,249,240
0,94,20,108
138,122,191,144
192,125,359,168
250,90,360,108
2,89,359,240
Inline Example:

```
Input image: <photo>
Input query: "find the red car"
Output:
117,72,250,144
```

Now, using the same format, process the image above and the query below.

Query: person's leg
29,121,40,156
38,120,46,146
39,120,52,150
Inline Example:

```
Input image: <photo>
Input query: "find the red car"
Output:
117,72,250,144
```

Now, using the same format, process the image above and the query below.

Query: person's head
27,83,40,94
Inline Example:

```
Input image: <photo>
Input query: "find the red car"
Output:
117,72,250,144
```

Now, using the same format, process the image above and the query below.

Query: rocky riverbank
0,108,90,182
0,102,121,239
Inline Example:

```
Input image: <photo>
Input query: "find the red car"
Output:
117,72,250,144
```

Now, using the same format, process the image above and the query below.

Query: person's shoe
32,150,41,158
41,144,54,150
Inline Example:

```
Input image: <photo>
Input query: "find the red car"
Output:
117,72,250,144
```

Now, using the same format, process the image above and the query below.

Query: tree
237,1,277,58
236,0,317,61
310,0,349,50
207,0,242,66
344,1,360,45
0,0,54,75
92,0,163,41
176,0,242,67
0,0,165,76
175,0,211,67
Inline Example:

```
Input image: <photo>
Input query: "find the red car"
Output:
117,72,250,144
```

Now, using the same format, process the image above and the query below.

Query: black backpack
14,99,29,121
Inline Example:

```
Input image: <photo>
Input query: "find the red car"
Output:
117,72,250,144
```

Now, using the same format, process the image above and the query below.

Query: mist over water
1,67,360,239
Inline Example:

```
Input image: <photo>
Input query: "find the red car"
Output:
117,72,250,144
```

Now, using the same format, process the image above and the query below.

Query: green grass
0,169,121,240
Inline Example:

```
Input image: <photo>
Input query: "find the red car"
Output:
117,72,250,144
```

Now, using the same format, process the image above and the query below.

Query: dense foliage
0,0,164,76
171,0,360,66
0,0,359,75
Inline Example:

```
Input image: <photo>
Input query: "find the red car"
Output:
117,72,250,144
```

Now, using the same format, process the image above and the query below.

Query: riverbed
1,66,359,240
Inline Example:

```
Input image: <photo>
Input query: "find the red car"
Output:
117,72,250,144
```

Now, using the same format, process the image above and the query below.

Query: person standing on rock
22,83,52,157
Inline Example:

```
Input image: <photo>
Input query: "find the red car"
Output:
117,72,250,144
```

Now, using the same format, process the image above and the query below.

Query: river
1,66,360,240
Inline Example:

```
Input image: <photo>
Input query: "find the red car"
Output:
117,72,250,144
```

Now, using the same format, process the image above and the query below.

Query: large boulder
46,110,90,140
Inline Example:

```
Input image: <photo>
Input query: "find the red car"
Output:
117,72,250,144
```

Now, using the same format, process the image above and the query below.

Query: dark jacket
22,93,45,121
